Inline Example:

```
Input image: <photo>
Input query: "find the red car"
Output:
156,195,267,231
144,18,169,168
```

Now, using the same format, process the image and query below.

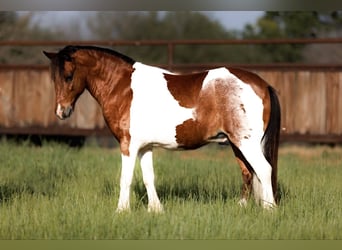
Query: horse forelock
48,46,76,81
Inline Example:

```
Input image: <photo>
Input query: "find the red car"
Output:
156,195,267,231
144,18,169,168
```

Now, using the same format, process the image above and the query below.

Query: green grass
0,140,341,239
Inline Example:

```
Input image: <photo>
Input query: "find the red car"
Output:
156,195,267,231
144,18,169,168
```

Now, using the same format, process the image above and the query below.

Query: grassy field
0,139,341,239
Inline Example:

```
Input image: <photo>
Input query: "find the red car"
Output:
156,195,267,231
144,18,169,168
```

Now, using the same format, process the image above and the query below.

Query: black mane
58,45,136,65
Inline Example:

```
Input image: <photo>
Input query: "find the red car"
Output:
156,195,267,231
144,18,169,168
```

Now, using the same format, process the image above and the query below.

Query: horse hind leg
237,158,253,206
230,143,253,206
239,140,276,209
229,137,276,209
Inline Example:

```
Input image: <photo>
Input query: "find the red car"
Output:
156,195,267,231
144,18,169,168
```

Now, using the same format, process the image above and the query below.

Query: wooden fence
1,39,342,143
256,68,342,143
0,67,107,136
1,66,342,143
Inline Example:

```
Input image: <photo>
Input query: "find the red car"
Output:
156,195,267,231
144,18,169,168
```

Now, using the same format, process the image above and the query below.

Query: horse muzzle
56,103,73,120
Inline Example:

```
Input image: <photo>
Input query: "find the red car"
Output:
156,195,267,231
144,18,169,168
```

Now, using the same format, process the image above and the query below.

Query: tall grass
0,140,341,239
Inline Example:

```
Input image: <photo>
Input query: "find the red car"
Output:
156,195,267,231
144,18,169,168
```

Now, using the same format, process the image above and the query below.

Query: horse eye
65,75,73,82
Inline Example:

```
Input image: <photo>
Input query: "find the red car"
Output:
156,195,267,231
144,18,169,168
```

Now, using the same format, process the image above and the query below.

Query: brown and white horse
43,45,281,212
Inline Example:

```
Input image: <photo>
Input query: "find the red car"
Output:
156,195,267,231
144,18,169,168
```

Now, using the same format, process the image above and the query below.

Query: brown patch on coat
174,69,270,149
227,67,271,131
164,71,208,108
175,79,225,149
213,78,250,145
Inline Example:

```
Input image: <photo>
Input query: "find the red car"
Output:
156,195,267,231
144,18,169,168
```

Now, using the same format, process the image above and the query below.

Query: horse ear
43,51,57,60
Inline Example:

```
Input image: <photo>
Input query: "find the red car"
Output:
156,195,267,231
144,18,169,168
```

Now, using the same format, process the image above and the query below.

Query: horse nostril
56,104,73,120
64,106,73,118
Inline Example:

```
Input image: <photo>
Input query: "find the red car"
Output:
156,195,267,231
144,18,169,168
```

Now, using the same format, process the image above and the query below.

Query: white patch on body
234,73,265,140
202,67,231,89
129,62,195,149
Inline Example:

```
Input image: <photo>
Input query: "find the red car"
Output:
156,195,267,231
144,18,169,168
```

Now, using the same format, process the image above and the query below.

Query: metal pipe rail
1,38,342,70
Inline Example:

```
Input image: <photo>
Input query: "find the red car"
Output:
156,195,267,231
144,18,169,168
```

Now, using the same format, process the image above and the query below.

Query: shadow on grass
133,181,241,205
0,183,35,203
132,180,289,207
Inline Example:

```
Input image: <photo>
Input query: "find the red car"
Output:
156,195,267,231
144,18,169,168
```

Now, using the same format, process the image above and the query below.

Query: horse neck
84,58,134,109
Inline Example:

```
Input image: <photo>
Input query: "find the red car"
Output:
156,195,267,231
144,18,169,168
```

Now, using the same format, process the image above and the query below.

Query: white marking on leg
252,174,263,203
139,148,163,213
238,198,248,207
117,151,137,212
239,141,276,208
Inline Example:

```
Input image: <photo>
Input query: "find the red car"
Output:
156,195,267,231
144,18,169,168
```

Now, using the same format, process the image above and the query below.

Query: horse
43,45,281,212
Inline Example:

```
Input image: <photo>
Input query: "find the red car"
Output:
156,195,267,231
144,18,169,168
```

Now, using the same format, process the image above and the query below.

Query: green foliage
1,11,342,65
242,11,342,63
0,141,341,239
87,12,246,64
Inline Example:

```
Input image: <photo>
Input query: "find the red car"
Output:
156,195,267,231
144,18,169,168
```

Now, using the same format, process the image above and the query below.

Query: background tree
87,12,252,65
0,11,63,64
1,11,342,65
242,11,342,63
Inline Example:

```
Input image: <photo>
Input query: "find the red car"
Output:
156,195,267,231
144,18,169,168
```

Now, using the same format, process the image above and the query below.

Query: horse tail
261,85,281,203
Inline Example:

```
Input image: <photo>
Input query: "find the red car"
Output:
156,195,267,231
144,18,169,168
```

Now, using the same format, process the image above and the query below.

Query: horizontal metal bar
167,63,342,71
2,63,342,71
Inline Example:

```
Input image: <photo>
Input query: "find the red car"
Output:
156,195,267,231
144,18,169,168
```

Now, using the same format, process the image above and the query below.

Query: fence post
167,42,174,71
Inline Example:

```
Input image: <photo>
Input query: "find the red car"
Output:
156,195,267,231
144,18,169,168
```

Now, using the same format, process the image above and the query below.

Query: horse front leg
139,147,163,213
116,148,137,213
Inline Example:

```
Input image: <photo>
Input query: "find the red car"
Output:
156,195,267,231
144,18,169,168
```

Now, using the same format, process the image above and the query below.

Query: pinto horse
43,45,281,212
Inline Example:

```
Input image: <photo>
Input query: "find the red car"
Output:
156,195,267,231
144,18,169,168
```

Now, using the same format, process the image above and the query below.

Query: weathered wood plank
0,71,15,127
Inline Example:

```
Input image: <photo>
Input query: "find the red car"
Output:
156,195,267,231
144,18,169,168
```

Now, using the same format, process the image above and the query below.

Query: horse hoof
238,198,248,207
116,207,130,213
147,204,164,213
262,201,277,210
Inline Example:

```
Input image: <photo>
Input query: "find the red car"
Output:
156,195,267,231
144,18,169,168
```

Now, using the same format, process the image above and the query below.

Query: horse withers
43,45,281,212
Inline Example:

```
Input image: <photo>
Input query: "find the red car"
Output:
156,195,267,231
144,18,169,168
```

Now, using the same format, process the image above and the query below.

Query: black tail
261,86,281,203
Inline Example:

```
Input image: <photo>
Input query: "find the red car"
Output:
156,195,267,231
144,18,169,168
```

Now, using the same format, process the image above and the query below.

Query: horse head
43,46,87,120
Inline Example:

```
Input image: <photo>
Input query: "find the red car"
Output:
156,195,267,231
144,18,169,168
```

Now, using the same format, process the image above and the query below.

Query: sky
203,11,264,30
30,11,264,33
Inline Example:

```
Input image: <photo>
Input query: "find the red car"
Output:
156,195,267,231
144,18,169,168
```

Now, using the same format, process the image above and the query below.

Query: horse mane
58,45,136,65
49,45,135,81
